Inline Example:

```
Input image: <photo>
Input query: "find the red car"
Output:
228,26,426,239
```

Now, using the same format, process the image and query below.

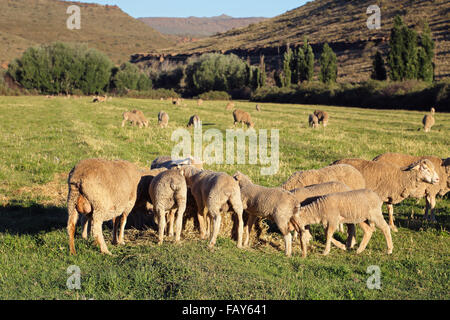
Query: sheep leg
244,214,257,247
356,222,374,254
81,214,92,240
156,207,166,245
208,212,222,249
197,206,208,240
92,216,111,255
372,215,393,254
300,230,309,258
424,194,437,222
174,196,186,243
117,212,130,245
167,209,175,237
387,204,398,232
323,223,337,256
283,232,292,257
112,216,120,245
67,205,79,255
230,193,244,249
121,119,126,127
331,237,347,250
345,224,357,249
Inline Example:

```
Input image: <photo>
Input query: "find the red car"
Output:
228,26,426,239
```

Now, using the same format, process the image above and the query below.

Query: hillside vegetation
0,96,448,299
0,0,175,67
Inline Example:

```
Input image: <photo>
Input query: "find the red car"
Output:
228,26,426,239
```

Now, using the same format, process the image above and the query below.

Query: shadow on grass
0,200,67,235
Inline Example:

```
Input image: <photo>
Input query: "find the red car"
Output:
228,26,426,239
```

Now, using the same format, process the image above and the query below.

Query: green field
0,96,449,300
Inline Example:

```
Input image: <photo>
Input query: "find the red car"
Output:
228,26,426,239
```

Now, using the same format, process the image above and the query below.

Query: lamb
308,114,319,128
151,155,203,170
149,167,187,244
67,159,142,255
233,109,254,128
187,115,201,128
183,166,244,249
281,164,366,192
422,108,435,132
158,111,169,128
226,102,235,110
232,171,306,257
290,189,393,257
332,158,440,231
314,110,329,127
373,152,450,222
256,104,261,112
122,110,149,128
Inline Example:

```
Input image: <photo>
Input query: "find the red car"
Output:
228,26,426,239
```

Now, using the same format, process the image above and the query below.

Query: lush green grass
0,96,449,300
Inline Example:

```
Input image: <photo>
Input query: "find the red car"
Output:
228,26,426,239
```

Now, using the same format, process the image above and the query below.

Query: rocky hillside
136,0,450,82
139,14,268,37
0,0,175,67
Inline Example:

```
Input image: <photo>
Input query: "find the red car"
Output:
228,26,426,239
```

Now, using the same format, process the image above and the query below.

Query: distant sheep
290,189,393,257
197,99,204,106
373,152,450,222
422,108,435,132
93,95,107,103
226,102,235,110
332,158,440,232
187,115,201,128
122,110,149,128
158,111,169,128
308,114,319,128
256,104,261,112
314,110,329,127
233,109,254,128
67,159,142,255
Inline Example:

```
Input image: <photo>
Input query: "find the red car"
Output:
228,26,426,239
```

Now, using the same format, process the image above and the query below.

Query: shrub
319,43,338,84
111,62,141,94
198,90,231,100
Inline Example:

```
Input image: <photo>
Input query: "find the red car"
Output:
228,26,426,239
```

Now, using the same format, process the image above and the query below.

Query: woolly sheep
122,110,149,128
256,104,261,112
290,189,393,257
183,166,244,249
187,115,201,128
332,158,440,232
158,111,169,128
197,99,204,106
67,159,142,255
149,168,187,244
422,112,435,132
233,109,254,128
226,102,235,110
314,110,329,127
373,152,450,222
232,171,304,257
308,114,319,128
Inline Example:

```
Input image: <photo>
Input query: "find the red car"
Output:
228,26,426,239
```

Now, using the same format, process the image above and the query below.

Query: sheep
332,158,440,232
308,114,319,128
67,159,142,255
183,166,244,249
314,110,329,127
93,95,107,103
187,115,201,128
233,109,254,128
197,99,204,106
232,171,306,257
122,110,148,128
373,152,450,222
290,189,393,257
151,155,203,170
158,111,169,128
422,108,435,132
226,102,235,110
281,164,366,192
149,167,187,244
256,104,261,112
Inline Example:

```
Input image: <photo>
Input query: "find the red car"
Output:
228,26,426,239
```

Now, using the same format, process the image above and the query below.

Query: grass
0,96,449,300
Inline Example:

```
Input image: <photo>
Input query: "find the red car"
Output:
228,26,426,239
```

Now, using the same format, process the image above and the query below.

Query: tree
294,46,305,84
319,43,338,84
282,44,293,87
371,51,387,81
304,39,315,82
258,55,267,88
111,62,141,93
417,23,434,82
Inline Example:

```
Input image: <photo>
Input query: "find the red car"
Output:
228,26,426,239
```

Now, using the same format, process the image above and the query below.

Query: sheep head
406,159,440,185
232,171,252,186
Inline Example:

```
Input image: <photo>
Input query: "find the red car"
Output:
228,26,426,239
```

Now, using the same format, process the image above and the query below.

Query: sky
69,0,309,18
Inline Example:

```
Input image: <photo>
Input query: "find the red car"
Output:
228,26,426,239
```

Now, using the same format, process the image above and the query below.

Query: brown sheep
233,109,254,128
290,189,393,257
122,110,149,128
373,152,450,222
256,104,261,112
332,158,440,232
197,99,204,106
308,114,319,128
422,109,435,132
314,110,329,127
67,159,142,255
158,111,169,128
183,166,244,249
226,102,235,110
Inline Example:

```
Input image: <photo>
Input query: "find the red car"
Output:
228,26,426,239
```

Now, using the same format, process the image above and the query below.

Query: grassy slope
0,0,175,66
0,96,449,300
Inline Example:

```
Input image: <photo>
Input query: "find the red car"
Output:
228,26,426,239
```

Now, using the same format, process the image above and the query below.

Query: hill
0,0,175,67
138,14,268,38
136,0,450,82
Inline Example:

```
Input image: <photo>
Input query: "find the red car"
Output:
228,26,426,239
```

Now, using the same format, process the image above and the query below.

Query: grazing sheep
233,109,254,128
290,189,393,257
158,111,169,128
122,110,148,128
373,152,450,222
422,108,435,132
197,99,204,106
332,158,440,232
151,155,203,170
149,168,187,244
256,104,261,112
183,166,244,249
67,159,142,255
232,171,304,257
282,164,366,192
226,102,235,110
314,110,329,127
308,114,319,128
187,115,201,128
93,95,107,103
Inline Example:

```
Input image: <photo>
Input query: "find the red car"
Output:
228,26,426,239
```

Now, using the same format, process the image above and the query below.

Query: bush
198,91,231,100
125,88,179,99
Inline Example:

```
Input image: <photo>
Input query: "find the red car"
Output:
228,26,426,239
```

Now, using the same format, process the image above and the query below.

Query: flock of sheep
66,151,448,258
